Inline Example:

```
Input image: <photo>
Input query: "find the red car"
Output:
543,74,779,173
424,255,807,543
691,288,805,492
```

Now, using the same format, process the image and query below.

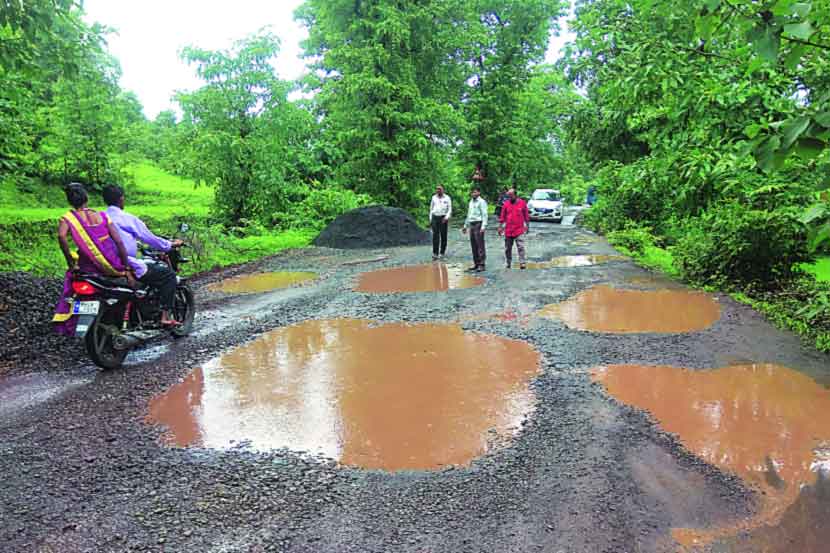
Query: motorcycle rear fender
74,313,98,338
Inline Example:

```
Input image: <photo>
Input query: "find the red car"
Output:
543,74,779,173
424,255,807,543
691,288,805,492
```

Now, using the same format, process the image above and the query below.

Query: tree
175,31,299,225
297,0,470,209
461,0,567,197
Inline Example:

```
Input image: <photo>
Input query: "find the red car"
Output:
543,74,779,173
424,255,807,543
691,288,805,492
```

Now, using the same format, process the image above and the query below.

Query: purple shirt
105,206,171,278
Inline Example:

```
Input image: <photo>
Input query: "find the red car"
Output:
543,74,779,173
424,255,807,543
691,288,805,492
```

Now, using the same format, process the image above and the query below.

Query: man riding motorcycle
102,185,183,327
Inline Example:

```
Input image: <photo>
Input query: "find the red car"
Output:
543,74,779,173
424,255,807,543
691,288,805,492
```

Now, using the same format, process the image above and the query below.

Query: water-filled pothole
147,319,540,471
593,363,830,547
208,272,318,294
538,285,720,333
355,263,484,293
525,255,625,269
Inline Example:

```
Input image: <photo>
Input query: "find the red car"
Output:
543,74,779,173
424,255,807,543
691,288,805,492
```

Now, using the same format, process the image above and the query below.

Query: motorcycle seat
80,274,149,292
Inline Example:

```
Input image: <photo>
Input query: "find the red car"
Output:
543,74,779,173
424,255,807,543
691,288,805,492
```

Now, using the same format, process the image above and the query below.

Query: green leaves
781,116,811,149
801,203,828,225
749,24,781,62
783,20,815,40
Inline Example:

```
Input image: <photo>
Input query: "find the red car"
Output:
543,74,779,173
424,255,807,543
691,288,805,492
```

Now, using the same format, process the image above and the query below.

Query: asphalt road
2,207,829,553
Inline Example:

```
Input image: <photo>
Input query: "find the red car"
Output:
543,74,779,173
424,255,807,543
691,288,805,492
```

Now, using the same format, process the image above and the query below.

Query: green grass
125,162,213,211
0,162,314,277
802,257,830,282
638,245,679,277
198,229,316,269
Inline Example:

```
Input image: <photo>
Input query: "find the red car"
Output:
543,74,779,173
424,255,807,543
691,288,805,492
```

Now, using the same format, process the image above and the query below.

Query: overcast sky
83,1,573,119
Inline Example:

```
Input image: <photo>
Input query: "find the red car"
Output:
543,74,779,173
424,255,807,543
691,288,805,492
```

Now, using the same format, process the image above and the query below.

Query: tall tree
297,0,469,209
176,31,301,225
462,0,567,197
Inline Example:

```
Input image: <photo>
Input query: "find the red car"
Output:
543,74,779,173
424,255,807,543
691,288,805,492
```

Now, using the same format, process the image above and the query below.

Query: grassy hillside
0,162,313,276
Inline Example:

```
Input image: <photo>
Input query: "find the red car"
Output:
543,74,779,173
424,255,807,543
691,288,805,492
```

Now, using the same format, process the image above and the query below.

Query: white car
528,189,564,223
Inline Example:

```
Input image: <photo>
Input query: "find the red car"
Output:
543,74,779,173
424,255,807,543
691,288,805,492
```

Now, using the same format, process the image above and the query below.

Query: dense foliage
567,0,830,349
2,1,828,348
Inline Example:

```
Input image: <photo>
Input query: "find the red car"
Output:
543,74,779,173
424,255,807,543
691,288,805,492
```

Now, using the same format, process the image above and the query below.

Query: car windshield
532,191,560,201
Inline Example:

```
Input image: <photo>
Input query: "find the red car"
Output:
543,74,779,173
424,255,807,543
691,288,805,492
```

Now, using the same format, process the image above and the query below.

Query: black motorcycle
66,244,196,370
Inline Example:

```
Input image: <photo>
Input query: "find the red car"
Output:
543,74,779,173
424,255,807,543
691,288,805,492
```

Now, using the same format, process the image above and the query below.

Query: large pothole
539,285,720,333
355,263,484,293
525,254,625,269
207,272,318,294
147,319,540,471
593,363,830,548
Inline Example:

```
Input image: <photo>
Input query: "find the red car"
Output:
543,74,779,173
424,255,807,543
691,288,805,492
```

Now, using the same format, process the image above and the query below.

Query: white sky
83,1,573,119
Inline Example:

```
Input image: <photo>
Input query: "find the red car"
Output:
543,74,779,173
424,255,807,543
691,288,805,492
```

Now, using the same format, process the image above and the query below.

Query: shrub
607,223,656,255
674,201,808,287
286,186,372,231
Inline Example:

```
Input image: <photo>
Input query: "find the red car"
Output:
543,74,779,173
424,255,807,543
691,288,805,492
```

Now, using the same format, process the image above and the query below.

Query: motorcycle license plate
73,300,100,315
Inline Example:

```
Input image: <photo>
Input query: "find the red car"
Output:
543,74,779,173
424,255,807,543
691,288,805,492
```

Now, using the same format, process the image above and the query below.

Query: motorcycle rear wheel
85,305,128,370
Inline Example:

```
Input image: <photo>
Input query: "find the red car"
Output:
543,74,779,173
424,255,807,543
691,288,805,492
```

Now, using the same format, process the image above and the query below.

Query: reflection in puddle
208,272,318,294
717,473,830,553
147,319,539,471
525,255,625,269
592,363,830,547
538,285,720,333
355,264,484,293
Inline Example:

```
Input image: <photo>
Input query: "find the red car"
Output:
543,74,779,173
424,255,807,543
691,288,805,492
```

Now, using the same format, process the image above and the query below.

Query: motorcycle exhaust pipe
113,330,163,351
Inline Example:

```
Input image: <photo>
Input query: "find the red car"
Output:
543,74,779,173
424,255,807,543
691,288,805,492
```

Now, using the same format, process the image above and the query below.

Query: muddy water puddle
593,363,830,548
539,285,720,333
208,272,318,294
525,254,625,269
147,319,540,471
355,263,484,293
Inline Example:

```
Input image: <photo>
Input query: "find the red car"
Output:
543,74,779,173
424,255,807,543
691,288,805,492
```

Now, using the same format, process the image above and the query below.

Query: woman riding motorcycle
52,183,134,335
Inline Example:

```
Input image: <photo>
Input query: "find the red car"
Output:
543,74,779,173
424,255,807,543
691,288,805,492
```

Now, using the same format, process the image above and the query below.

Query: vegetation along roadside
2,0,828,352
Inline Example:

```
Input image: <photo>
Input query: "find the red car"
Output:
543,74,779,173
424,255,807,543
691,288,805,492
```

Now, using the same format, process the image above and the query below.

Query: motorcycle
67,242,196,370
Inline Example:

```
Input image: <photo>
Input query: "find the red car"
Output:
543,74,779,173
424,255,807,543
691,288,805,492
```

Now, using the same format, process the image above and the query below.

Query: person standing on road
498,188,529,270
462,187,488,272
429,185,452,260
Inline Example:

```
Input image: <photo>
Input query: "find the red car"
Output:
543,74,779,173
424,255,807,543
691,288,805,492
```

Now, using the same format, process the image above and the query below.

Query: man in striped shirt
462,187,488,272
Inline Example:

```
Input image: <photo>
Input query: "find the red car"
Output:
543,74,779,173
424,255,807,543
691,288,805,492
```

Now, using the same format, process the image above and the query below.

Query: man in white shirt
462,187,488,272
429,185,452,260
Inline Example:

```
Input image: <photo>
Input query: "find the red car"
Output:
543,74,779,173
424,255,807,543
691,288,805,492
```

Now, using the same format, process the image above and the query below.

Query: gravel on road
2,211,829,553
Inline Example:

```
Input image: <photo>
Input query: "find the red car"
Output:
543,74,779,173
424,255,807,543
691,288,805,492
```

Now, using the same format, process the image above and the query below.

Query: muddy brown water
538,285,720,333
207,272,318,294
354,263,484,293
592,363,830,548
147,319,540,471
525,254,625,269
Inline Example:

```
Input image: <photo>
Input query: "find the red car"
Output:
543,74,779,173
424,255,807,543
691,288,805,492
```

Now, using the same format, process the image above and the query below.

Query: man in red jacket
498,188,529,269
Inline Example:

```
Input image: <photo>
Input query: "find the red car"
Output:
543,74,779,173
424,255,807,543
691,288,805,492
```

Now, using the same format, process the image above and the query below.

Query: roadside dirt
2,208,829,553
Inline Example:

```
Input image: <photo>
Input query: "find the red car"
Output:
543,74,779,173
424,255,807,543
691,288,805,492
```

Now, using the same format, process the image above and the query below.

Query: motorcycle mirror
179,223,189,233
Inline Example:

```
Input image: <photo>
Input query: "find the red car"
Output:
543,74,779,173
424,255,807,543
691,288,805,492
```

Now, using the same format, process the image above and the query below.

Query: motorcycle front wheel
171,285,195,338
85,304,128,370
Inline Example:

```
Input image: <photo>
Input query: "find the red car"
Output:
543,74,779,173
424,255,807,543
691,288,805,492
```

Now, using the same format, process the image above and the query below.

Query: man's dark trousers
469,221,486,268
140,263,177,311
431,215,448,256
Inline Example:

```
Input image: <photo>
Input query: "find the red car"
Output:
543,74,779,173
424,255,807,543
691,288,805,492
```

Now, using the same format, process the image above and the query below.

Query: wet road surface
148,319,539,471
2,206,830,552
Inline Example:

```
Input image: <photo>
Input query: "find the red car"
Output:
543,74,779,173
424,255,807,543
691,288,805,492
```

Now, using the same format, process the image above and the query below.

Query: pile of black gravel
0,271,85,375
313,205,431,249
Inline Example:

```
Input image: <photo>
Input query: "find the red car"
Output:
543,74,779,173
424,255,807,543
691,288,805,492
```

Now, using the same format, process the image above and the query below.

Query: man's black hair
102,184,124,206
65,183,88,209
472,186,481,192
